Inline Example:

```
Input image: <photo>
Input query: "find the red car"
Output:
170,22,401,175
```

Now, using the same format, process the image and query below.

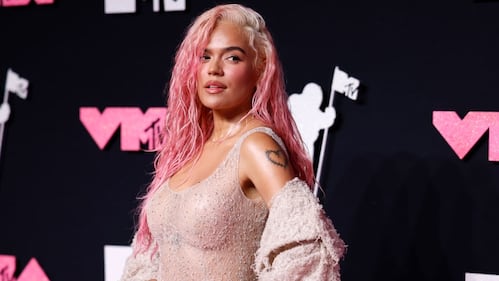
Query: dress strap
234,127,288,157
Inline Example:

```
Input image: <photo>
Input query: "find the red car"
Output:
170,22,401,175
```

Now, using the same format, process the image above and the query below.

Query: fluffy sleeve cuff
255,178,346,281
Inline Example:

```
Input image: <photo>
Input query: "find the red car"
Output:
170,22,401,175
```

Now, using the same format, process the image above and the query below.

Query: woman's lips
204,81,226,94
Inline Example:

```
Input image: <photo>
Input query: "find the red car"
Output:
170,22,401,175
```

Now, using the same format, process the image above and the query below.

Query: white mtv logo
105,0,185,14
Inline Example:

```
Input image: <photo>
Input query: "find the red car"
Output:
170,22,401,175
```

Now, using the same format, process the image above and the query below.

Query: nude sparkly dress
120,127,345,281
121,127,274,281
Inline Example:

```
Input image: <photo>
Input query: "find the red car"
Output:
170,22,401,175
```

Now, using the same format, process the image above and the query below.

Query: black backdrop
1,1,498,281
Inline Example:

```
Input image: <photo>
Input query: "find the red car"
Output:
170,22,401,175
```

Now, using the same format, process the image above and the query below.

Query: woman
120,4,345,281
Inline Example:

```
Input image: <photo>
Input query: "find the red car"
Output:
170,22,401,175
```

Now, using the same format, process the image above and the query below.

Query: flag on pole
331,66,360,101
6,68,29,100
314,66,360,196
1,68,29,124
0,68,30,160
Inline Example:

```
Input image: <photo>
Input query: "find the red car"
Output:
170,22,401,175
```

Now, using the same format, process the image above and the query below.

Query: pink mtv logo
0,0,54,6
433,111,499,161
80,107,167,151
0,255,50,281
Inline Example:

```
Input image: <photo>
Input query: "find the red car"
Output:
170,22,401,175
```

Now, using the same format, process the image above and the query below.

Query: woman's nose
208,59,223,76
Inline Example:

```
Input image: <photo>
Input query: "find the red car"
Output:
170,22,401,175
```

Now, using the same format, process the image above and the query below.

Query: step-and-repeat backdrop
1,1,498,281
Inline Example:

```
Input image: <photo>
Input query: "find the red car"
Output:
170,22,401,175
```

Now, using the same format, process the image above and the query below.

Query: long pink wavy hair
134,3,315,253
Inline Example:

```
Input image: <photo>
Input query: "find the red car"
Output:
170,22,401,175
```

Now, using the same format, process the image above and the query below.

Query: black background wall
1,0,498,281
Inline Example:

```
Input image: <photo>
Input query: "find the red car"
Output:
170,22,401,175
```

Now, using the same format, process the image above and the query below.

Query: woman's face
197,20,259,117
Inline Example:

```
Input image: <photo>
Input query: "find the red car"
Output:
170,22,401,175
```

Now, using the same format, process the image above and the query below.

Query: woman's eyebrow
224,46,246,54
204,46,246,54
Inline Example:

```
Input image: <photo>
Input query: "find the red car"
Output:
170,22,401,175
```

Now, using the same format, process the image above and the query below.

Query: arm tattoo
265,149,289,168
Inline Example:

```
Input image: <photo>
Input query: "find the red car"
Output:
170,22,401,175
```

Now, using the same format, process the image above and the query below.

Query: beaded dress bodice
145,127,277,281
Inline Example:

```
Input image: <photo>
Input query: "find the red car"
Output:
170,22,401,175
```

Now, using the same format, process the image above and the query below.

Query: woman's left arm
240,133,346,281
239,132,295,206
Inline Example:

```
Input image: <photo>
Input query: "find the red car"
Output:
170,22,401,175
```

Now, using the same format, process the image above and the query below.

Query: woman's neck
210,111,252,143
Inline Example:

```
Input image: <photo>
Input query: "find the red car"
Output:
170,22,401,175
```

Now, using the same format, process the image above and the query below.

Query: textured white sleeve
255,178,346,281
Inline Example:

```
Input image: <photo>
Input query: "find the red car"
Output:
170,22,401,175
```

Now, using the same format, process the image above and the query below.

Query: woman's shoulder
239,122,290,170
240,125,283,151
237,118,287,160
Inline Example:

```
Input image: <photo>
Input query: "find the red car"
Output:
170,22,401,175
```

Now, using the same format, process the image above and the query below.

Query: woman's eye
200,55,210,61
226,56,241,62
